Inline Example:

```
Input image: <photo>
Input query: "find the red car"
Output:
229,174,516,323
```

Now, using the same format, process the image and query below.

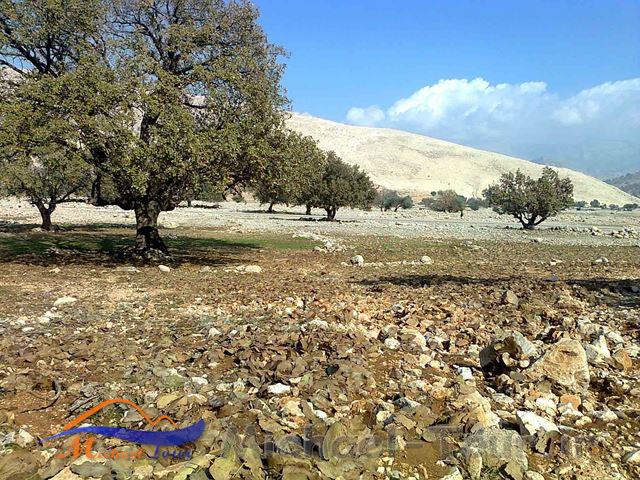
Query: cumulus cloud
346,77,640,176
346,105,385,125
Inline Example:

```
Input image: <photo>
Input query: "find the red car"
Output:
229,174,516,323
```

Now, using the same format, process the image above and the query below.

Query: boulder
526,339,590,393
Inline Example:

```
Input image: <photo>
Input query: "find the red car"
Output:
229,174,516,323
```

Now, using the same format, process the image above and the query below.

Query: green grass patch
0,230,318,262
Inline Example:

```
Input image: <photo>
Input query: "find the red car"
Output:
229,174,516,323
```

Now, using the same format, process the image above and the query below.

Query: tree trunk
325,206,337,220
35,202,54,231
134,201,167,253
267,202,275,213
305,204,312,215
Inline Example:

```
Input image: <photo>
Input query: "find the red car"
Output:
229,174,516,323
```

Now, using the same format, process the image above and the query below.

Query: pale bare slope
286,113,639,205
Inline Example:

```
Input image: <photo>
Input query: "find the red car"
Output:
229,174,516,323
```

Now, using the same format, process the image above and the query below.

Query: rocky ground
0,201,639,480
1,199,639,246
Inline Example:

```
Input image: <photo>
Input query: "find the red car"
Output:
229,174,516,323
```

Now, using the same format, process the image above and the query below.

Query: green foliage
590,199,601,208
427,190,467,213
574,200,587,209
252,130,325,211
466,197,484,211
0,0,105,229
483,167,574,229
1,0,288,253
301,153,376,220
622,203,638,211
375,189,413,212
0,74,92,229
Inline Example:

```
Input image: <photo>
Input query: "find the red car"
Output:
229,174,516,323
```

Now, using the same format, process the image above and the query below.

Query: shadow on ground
0,228,262,267
358,274,640,309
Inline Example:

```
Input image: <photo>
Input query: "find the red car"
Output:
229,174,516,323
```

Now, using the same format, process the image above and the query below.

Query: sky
254,0,640,178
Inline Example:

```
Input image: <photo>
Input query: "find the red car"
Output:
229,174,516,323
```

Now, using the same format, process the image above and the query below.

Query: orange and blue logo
44,398,204,460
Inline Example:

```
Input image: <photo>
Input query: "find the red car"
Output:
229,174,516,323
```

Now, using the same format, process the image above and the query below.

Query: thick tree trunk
325,206,337,220
134,201,167,253
267,202,275,213
305,204,312,215
35,202,55,231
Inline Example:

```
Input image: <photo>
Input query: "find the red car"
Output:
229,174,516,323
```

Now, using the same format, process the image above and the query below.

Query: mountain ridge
606,171,640,198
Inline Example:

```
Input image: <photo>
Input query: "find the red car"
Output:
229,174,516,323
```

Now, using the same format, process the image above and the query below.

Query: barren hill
287,113,639,205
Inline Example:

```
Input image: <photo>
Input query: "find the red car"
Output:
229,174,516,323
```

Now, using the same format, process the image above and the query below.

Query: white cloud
346,105,385,125
346,78,640,176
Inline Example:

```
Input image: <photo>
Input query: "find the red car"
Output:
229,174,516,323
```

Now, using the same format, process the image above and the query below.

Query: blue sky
255,0,640,177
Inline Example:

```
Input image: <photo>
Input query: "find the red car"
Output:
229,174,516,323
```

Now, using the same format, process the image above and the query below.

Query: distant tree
608,204,620,211
253,131,325,213
303,153,376,220
574,200,587,209
483,168,574,229
590,199,601,208
430,190,467,214
622,203,639,211
0,144,92,230
375,189,413,211
0,79,92,229
466,197,484,211
396,195,414,211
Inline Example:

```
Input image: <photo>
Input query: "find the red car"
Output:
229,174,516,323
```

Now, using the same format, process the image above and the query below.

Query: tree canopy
253,130,325,212
302,153,376,220
375,189,413,212
483,167,574,229
1,0,288,256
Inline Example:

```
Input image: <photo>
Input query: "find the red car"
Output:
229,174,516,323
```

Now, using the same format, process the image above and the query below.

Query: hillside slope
606,171,640,198
287,113,639,205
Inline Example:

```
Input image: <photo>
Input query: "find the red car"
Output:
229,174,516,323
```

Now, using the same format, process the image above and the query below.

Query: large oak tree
1,0,288,256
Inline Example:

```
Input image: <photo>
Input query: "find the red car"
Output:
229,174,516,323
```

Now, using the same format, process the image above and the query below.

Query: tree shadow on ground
358,274,640,309
241,208,309,216
565,278,640,309
0,230,260,267
358,274,515,289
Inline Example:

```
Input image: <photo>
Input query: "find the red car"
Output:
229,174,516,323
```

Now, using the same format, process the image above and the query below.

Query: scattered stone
158,264,171,272
350,255,364,266
244,265,262,273
502,290,520,307
208,327,222,338
53,296,77,307
384,337,401,350
267,383,291,395
420,255,433,265
516,410,559,438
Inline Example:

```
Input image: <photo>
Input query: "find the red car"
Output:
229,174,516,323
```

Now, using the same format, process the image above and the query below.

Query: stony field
0,200,639,480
